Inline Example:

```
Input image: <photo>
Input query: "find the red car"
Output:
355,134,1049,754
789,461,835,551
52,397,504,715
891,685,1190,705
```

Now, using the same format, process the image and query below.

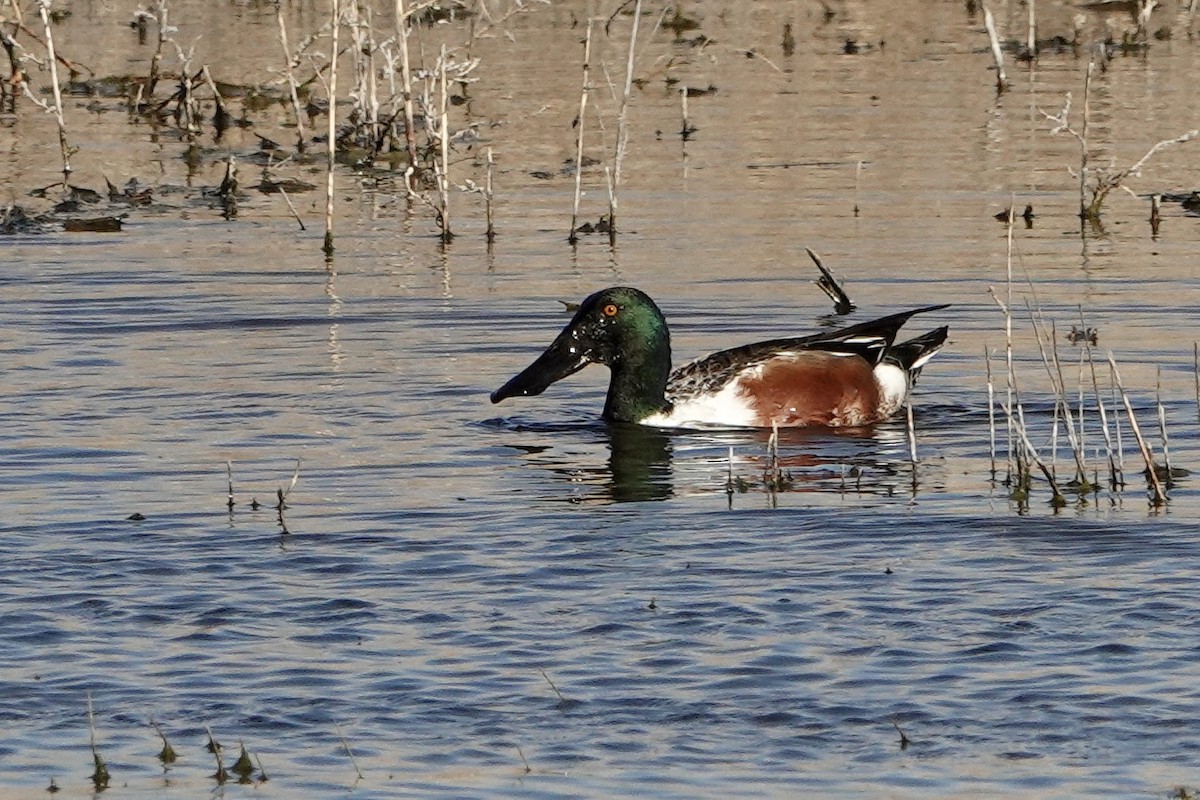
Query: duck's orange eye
602,303,619,317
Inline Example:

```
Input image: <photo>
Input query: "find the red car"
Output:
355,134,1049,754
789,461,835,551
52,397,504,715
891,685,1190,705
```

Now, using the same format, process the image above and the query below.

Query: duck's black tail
886,325,949,379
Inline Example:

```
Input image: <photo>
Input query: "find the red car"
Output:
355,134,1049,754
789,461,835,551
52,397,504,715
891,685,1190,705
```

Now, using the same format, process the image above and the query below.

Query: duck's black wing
667,304,949,400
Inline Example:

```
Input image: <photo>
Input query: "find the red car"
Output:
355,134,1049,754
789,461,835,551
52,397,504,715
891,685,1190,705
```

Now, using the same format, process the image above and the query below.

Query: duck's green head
490,287,673,422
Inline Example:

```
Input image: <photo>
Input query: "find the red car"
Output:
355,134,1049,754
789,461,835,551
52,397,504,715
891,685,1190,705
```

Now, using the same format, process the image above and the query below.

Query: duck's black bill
490,330,590,404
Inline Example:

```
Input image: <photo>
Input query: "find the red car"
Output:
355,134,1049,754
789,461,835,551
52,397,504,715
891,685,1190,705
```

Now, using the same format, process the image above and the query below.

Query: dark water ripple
3,498,1200,796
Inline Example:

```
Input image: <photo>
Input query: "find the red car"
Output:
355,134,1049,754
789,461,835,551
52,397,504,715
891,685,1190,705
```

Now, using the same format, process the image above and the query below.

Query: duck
490,287,949,429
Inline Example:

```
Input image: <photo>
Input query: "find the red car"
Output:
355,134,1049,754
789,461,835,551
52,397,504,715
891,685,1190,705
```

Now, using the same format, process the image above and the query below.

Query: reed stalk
986,347,997,477
1038,315,1088,484
225,460,235,511
147,0,168,100
200,65,228,135
1001,208,1017,485
1078,60,1092,220
1107,352,1166,504
395,0,418,169
278,185,306,230
345,1,378,153
335,721,364,781
569,17,594,244
206,727,228,783
1027,0,1036,58
36,0,70,188
87,693,110,790
609,0,644,244
276,1,308,152
726,445,735,509
1084,346,1122,490
1111,372,1126,474
1156,366,1173,485
324,0,340,256
906,397,918,465
679,86,695,140
484,145,495,242
981,1,1008,93
1194,342,1199,423
853,159,863,216
150,719,177,764
1012,401,1066,506
436,43,451,242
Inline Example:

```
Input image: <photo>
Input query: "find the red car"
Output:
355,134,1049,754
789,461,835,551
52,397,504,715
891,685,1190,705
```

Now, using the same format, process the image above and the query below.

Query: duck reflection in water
605,423,674,502
502,421,923,504
497,421,674,503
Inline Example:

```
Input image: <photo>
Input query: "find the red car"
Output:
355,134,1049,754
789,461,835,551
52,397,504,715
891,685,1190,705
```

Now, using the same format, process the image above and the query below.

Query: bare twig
982,1,1008,93
1108,352,1166,505
1043,61,1197,220
335,721,364,781
609,0,644,243
395,0,418,168
484,146,495,242
276,0,307,152
569,18,594,244
36,0,71,188
324,0,340,256
436,43,452,242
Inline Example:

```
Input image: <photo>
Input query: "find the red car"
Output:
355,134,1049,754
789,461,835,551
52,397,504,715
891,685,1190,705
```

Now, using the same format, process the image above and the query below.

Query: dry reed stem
1045,59,1197,220
982,2,1008,92
1038,314,1088,483
147,0,168,99
609,0,644,243
853,159,863,216
1011,401,1066,505
334,721,363,780
569,18,594,244
1084,346,1122,489
324,0,340,255
437,43,451,241
1111,372,1126,474
539,668,566,702
278,185,306,230
1027,0,1036,57
1194,342,1199,423
1079,61,1092,218
1107,352,1166,504
1000,206,1017,483
344,5,371,146
985,347,997,477
276,1,308,152
225,460,235,510
395,0,418,167
484,146,495,242
36,0,70,187
1156,366,1173,483
905,397,918,465
200,64,227,129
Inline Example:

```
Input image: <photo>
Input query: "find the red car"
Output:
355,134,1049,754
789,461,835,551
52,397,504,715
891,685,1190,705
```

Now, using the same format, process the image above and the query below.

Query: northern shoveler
490,287,949,429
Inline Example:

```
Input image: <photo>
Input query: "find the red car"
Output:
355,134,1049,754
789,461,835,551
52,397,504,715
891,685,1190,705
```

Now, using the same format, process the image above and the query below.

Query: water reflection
605,422,674,503
494,416,933,505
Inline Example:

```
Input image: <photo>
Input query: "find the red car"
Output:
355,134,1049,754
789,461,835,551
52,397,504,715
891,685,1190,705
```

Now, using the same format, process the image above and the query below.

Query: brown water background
3,1,1200,797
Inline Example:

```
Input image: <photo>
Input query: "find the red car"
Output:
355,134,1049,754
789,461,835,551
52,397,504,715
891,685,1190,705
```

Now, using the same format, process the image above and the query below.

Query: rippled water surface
3,1,1200,797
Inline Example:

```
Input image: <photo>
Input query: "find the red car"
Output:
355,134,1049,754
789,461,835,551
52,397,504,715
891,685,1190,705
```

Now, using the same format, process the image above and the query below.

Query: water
3,0,1200,796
